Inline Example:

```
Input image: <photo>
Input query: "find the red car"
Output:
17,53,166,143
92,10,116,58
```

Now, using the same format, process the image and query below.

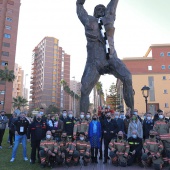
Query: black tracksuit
103,118,118,162
27,119,48,163
63,117,75,137
127,137,143,165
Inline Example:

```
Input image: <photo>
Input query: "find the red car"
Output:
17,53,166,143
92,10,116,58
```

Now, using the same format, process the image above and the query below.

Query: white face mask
134,112,138,115
147,116,151,120
120,115,125,119
46,135,51,139
159,115,164,119
80,115,84,119
80,137,84,141
86,115,90,119
39,112,44,115
69,114,73,118
132,134,137,139
115,115,119,119
63,113,67,117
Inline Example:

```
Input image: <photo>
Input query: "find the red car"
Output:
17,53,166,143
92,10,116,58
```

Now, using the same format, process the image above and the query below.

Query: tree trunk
2,81,6,110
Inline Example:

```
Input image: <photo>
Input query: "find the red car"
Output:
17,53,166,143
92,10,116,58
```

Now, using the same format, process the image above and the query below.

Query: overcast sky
15,0,170,94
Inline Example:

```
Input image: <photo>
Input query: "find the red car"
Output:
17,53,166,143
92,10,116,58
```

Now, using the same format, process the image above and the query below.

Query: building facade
30,37,70,111
0,0,21,112
70,79,81,117
12,63,24,98
118,44,170,115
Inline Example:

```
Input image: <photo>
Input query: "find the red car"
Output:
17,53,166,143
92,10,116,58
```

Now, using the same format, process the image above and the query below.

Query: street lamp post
141,85,150,113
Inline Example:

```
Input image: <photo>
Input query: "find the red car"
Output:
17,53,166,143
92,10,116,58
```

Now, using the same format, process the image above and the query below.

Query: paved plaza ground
51,160,168,170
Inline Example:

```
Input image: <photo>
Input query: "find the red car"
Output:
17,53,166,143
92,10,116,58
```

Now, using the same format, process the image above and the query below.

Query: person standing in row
143,112,154,140
50,113,63,142
88,114,101,163
28,113,48,164
63,110,75,141
103,112,118,164
99,108,106,160
127,114,143,139
8,113,17,148
10,112,29,162
0,110,8,149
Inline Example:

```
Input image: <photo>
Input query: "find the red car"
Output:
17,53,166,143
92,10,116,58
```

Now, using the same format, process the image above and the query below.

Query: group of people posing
0,107,170,170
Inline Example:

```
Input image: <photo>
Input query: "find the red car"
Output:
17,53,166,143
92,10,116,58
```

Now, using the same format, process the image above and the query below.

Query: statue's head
93,4,106,18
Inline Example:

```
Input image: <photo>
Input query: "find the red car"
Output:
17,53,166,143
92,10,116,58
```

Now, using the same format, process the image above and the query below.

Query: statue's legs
108,51,134,113
80,63,100,114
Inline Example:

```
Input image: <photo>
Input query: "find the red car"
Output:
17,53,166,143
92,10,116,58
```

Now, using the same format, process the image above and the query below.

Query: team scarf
98,17,110,60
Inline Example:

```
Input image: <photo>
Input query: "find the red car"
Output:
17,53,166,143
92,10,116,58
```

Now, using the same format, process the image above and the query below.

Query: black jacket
143,119,154,140
63,117,75,136
103,119,118,139
14,117,29,135
8,116,17,132
114,118,125,133
128,137,143,153
27,119,48,141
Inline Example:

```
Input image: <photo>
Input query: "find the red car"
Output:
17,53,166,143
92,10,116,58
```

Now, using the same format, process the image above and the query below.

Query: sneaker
0,146,2,149
10,158,15,162
8,145,13,148
24,157,28,161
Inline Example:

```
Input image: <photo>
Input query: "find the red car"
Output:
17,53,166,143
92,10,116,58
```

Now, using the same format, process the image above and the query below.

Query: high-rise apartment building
30,37,70,110
0,0,21,112
12,63,24,98
117,44,170,115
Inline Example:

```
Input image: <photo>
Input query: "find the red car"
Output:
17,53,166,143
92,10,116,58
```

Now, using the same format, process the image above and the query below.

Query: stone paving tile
52,160,146,170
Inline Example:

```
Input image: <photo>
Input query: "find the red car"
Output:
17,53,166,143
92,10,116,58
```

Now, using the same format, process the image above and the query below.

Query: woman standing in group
88,114,101,163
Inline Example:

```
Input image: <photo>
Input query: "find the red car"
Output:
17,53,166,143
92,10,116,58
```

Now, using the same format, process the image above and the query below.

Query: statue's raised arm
105,0,119,21
76,0,88,26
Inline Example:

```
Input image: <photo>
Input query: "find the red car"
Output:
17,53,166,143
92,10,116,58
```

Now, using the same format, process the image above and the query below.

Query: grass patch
0,130,43,170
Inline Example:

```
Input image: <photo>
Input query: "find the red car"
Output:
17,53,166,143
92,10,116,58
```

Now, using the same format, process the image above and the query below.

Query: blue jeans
11,134,27,158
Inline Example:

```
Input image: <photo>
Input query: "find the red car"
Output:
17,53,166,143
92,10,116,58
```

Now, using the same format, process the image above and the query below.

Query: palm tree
60,79,80,100
0,66,15,109
12,96,28,111
95,81,104,107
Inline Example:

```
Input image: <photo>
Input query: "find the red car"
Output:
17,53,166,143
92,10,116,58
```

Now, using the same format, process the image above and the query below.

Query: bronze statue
76,0,134,113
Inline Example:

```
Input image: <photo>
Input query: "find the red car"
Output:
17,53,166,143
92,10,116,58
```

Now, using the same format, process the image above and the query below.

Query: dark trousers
31,140,41,162
91,147,98,158
0,129,5,146
104,137,112,161
127,151,142,166
9,130,15,145
100,136,103,157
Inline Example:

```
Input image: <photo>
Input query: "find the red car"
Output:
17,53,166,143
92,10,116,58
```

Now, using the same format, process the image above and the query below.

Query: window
6,17,12,22
7,9,13,13
2,51,9,56
0,91,5,95
162,76,166,80
4,33,11,39
165,103,169,108
164,89,168,94
5,25,11,30
167,52,170,57
148,66,152,71
162,65,165,70
8,1,14,5
0,100,4,104
160,52,164,57
1,61,8,66
3,42,10,47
